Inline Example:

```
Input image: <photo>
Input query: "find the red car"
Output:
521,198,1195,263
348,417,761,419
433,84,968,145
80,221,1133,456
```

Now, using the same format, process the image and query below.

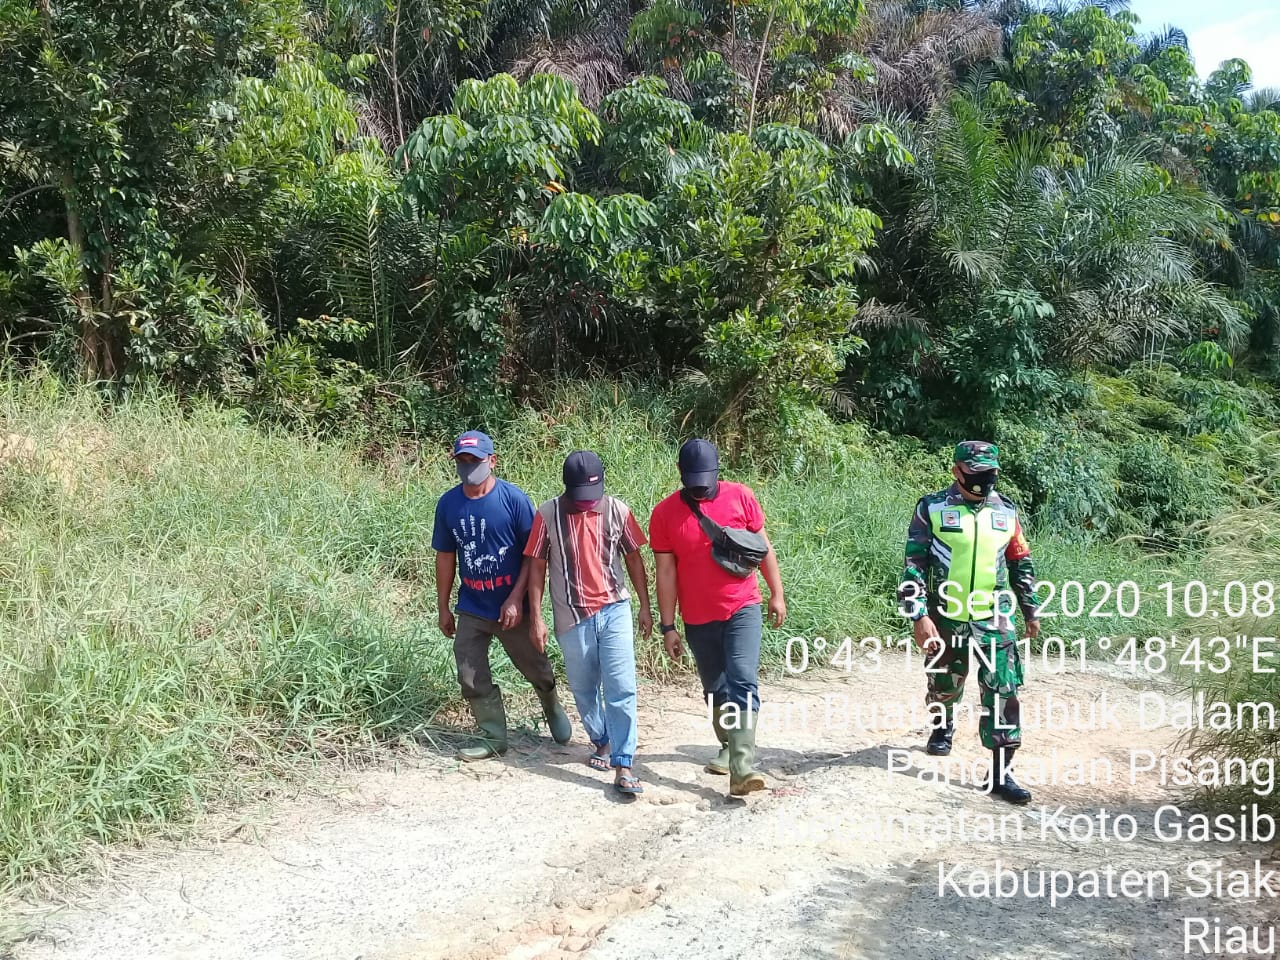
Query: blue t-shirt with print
431,478,534,622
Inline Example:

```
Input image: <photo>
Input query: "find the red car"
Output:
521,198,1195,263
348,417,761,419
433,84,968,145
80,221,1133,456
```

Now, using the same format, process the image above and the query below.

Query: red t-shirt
648,481,766,626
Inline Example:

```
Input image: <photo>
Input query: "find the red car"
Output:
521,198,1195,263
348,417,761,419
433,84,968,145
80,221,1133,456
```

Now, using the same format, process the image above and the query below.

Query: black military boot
926,720,955,756
987,747,1032,805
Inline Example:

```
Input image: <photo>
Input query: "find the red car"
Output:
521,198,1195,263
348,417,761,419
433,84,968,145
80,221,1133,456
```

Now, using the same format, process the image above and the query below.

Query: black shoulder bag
681,490,769,578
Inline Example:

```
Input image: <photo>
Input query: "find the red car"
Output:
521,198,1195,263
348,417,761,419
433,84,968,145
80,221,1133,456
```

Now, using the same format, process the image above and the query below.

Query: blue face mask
456,458,492,486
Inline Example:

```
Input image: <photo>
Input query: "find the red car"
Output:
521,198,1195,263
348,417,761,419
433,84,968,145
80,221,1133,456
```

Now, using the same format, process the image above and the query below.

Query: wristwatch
659,623,678,636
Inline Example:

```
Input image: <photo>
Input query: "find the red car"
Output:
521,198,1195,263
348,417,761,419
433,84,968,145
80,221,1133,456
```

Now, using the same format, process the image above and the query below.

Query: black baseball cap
563,450,605,500
678,438,719,488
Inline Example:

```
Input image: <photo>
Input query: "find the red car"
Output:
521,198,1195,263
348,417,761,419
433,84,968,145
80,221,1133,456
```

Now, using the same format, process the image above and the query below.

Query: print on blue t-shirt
431,478,534,622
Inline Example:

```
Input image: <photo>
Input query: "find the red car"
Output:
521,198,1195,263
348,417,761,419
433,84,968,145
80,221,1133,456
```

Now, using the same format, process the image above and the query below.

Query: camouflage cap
954,440,1000,470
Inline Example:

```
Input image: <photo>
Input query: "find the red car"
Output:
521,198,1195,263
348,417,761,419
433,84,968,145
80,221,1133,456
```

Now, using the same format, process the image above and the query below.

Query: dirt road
7,656,1275,960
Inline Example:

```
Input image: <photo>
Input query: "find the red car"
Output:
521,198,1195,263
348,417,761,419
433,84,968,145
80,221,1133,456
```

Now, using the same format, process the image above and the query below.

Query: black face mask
961,469,998,498
685,482,718,501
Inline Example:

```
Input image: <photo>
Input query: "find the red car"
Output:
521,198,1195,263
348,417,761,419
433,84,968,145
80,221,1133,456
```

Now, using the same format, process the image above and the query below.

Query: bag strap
682,490,725,545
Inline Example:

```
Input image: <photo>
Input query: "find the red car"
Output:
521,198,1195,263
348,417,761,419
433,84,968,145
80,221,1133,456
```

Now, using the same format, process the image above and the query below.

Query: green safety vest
927,499,1016,622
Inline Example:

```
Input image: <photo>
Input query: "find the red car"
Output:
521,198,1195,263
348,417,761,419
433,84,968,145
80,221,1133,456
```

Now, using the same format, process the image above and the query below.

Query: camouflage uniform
898,442,1040,751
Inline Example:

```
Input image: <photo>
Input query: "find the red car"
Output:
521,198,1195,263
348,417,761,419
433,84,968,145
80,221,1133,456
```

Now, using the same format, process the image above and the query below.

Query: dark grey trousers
453,612,557,701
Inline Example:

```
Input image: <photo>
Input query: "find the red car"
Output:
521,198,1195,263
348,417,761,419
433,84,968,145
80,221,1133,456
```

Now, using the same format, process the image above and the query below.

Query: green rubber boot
537,687,573,745
458,689,508,762
706,708,730,775
727,714,766,796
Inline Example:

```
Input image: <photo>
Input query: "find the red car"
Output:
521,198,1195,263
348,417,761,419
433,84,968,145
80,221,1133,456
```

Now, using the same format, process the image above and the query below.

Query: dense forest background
3,0,1280,537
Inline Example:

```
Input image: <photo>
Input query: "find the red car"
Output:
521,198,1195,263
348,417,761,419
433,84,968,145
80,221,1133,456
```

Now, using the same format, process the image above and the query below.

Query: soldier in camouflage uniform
897,441,1041,804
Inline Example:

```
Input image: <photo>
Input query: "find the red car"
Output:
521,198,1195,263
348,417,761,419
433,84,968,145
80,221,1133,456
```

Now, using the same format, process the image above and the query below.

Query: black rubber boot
987,747,1032,805
926,720,955,756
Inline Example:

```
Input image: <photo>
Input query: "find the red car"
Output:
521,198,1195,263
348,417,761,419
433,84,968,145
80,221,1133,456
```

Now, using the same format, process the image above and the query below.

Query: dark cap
954,440,999,470
563,450,605,500
678,438,719,488
452,430,494,458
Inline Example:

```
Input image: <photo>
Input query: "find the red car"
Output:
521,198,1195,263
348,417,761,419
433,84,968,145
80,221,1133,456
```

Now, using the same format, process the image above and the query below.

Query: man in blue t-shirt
432,430,571,760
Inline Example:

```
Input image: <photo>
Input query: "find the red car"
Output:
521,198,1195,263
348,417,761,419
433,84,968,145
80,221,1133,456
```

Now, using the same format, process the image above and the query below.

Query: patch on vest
940,509,962,530
991,511,1009,531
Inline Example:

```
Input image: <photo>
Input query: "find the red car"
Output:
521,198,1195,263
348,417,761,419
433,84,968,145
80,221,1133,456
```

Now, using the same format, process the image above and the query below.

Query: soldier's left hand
1025,618,1041,640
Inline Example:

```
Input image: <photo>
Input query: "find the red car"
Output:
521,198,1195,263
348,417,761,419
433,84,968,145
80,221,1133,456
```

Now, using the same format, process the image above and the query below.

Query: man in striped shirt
526,450,653,796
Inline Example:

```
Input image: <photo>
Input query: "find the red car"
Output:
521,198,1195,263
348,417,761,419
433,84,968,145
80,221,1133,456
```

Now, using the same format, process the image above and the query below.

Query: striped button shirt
525,494,648,635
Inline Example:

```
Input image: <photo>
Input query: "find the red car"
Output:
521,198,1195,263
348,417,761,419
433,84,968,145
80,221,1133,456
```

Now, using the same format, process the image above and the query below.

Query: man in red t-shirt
649,438,786,796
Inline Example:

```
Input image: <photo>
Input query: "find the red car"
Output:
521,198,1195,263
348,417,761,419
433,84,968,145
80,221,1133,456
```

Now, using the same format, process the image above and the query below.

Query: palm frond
854,297,929,332
1244,87,1280,114
509,14,631,107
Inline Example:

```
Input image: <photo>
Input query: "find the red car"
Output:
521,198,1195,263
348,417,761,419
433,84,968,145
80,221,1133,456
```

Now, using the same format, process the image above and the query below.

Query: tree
396,73,612,407
848,0,1005,119
603,96,882,441
852,88,1243,430
0,0,296,379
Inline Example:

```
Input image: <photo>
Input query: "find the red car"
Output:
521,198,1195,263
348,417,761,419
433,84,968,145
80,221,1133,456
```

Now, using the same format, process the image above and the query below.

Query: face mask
685,482,718,501
961,469,998,498
456,459,492,486
573,499,601,512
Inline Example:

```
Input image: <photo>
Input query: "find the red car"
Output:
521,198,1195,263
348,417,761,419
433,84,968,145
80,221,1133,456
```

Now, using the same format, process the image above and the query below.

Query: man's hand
1024,617,1041,640
662,628,684,661
912,615,942,658
767,593,787,629
530,618,549,654
438,609,457,639
637,606,654,638
499,598,523,630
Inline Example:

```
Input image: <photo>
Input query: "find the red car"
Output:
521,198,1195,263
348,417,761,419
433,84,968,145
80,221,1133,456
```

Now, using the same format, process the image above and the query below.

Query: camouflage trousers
925,614,1024,750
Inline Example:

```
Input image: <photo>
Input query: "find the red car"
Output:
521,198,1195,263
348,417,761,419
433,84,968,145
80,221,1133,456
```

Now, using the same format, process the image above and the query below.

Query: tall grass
0,374,454,886
1170,489,1280,817
0,372,1185,887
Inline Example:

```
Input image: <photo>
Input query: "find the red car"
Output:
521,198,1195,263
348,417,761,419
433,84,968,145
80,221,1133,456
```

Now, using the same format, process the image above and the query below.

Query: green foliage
627,0,707,68
0,0,1279,546
1,0,1273,485
852,86,1247,435
400,73,601,224
606,125,879,444
598,76,712,190
941,288,1055,427
0,0,305,378
684,52,748,130
1114,435,1221,541
1005,4,1141,157
248,315,382,430
394,74,613,416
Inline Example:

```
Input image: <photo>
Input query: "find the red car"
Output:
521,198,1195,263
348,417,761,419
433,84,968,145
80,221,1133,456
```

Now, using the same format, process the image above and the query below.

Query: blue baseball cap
452,430,494,458
678,438,719,487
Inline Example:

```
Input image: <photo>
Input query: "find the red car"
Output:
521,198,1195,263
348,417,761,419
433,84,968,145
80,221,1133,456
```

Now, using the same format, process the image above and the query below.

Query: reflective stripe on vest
927,501,1014,621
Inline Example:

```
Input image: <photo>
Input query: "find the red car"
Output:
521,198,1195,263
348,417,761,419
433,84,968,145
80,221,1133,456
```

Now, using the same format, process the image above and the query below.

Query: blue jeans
684,603,762,712
557,600,638,769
